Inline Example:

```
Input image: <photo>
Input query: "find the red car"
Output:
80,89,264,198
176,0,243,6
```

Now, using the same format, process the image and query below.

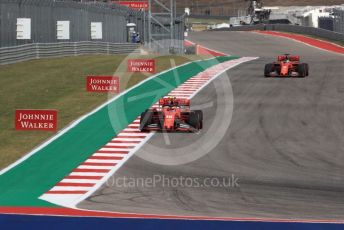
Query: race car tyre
264,64,274,77
305,63,309,76
297,63,307,78
157,111,164,129
195,110,203,129
139,110,152,131
188,111,201,130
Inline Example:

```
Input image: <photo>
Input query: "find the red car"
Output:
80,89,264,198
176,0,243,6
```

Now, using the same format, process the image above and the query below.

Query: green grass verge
0,54,204,170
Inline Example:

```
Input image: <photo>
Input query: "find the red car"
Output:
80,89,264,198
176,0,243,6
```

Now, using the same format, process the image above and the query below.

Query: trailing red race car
264,54,309,78
139,97,203,132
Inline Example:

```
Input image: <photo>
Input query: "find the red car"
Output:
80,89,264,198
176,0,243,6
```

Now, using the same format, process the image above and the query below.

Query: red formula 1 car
139,97,203,132
264,54,309,78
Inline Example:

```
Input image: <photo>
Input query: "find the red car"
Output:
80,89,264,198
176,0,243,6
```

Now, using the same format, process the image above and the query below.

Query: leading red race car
139,97,203,132
264,54,309,78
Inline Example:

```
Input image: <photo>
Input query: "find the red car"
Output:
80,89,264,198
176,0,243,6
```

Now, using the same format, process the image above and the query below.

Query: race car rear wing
278,55,300,62
159,98,190,107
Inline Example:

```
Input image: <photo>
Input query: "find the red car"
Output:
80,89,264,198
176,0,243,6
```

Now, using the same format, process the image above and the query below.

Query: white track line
105,143,138,147
61,179,100,184
112,138,146,142
85,160,122,164
92,152,127,157
49,187,92,192
69,172,109,177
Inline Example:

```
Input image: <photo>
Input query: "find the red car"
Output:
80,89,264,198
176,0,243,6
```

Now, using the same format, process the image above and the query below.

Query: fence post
35,43,39,59
74,42,77,56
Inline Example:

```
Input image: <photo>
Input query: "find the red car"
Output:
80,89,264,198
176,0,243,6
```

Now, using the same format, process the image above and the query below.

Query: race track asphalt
79,31,344,220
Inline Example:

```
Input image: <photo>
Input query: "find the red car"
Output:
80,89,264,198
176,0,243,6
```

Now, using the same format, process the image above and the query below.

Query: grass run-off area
0,54,205,169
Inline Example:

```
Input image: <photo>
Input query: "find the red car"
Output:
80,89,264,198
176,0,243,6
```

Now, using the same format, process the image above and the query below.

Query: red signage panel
128,59,156,73
87,76,120,93
116,1,149,10
15,110,58,131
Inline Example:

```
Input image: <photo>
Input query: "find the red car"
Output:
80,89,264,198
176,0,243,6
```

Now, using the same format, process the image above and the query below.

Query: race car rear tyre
188,111,201,130
140,110,152,131
264,64,274,77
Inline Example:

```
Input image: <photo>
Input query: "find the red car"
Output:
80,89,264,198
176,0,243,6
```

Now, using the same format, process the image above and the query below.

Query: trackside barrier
0,42,140,65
